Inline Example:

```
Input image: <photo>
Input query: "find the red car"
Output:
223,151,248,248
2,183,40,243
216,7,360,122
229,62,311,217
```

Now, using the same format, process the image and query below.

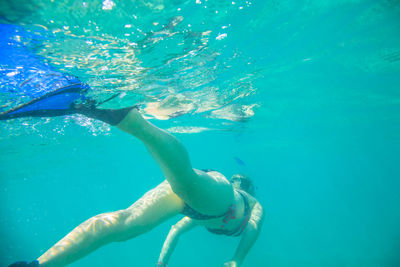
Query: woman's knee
111,209,156,242
82,210,129,241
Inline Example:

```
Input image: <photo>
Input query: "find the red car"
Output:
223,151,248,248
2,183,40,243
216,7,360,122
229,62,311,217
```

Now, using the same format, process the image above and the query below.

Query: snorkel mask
230,174,255,196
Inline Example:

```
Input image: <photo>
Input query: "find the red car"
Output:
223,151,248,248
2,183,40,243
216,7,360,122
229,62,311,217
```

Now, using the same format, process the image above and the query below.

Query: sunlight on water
1,0,261,137
2,0,398,137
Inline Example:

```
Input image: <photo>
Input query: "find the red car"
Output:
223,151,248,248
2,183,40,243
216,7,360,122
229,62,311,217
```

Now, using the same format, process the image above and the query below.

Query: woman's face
230,175,255,196
231,178,242,190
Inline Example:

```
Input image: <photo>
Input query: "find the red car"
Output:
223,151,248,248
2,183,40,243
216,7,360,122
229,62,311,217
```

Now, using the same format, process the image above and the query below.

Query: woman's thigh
177,169,234,216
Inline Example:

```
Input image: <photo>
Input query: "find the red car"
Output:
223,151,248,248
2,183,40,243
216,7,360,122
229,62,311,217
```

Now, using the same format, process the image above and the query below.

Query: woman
6,103,264,267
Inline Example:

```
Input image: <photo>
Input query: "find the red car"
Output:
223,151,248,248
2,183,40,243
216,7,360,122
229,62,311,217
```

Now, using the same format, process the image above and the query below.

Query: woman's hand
223,261,238,267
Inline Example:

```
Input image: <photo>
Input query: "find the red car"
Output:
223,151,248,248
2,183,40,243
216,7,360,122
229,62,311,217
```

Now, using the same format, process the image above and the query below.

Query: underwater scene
1,0,400,266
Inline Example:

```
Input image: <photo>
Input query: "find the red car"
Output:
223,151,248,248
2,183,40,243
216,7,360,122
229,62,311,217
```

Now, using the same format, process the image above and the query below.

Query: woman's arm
157,217,197,266
224,201,265,267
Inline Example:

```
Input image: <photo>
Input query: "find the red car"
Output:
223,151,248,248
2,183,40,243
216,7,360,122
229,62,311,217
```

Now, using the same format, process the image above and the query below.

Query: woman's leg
116,109,234,215
37,181,183,267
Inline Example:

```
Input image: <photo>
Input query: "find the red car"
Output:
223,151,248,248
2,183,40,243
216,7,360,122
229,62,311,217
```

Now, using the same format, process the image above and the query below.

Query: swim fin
0,79,137,126
0,82,90,121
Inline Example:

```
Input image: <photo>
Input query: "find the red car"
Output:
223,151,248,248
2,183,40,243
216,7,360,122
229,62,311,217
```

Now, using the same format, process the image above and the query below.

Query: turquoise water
1,0,400,266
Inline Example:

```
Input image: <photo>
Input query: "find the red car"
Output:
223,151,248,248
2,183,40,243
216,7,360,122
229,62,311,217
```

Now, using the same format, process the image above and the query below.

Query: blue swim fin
0,82,90,121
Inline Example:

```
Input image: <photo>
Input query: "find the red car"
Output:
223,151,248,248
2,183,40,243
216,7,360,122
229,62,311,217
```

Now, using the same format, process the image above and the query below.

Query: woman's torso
191,188,257,235
166,169,258,235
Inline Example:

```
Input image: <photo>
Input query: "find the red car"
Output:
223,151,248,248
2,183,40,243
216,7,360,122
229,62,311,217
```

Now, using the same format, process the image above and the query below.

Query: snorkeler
3,89,264,267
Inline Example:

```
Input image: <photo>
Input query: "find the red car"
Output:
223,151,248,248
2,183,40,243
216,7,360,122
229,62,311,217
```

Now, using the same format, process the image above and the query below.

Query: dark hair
230,174,255,196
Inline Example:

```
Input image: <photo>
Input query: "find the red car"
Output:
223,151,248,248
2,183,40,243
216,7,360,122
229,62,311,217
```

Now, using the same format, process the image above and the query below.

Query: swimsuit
181,190,251,236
